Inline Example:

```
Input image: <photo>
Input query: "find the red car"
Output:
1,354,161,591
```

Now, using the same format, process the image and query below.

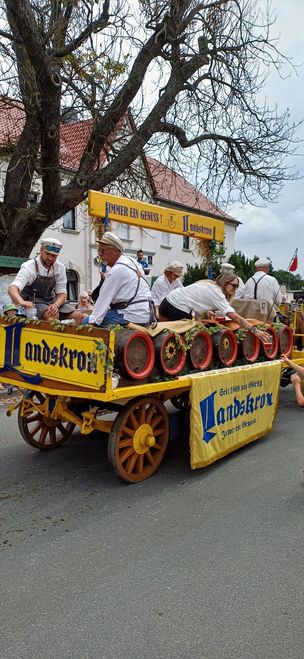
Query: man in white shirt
8,237,83,323
243,258,282,305
85,232,154,327
220,262,245,299
151,261,184,306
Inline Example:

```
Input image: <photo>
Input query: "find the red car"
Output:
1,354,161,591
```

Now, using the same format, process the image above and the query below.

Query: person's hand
280,353,292,364
48,302,59,316
256,329,271,343
291,373,301,385
206,311,216,320
22,300,34,309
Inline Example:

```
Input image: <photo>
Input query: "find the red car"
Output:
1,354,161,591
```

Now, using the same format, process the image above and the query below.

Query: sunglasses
229,283,239,289
43,244,61,254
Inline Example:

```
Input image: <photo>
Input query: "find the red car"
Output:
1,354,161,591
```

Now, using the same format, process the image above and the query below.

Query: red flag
288,250,298,272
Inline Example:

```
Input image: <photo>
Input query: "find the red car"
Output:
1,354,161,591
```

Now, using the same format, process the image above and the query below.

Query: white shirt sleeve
88,268,124,325
10,261,36,291
54,262,68,294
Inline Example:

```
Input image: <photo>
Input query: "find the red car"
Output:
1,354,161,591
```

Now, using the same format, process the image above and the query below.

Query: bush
183,263,207,286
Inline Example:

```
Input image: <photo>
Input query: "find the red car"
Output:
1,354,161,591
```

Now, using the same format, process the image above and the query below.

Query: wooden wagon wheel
108,397,169,483
18,391,75,450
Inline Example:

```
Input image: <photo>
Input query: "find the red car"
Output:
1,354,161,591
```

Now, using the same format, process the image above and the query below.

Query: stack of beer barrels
114,322,293,381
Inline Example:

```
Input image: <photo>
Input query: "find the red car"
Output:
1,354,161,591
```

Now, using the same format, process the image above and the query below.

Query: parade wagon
0,192,298,482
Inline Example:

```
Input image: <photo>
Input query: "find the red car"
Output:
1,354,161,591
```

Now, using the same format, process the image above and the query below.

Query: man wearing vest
8,237,83,323
243,257,282,306
84,232,154,327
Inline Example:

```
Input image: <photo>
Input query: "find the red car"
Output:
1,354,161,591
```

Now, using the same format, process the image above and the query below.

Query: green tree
183,263,207,286
272,270,304,290
0,1,300,256
228,251,259,282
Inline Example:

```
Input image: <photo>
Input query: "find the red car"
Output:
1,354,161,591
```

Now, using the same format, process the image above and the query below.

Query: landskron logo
200,390,274,443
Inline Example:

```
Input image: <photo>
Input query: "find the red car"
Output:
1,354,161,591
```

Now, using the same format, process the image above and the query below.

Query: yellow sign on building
88,191,224,242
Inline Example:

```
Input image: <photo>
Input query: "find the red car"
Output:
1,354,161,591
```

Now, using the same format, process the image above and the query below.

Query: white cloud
229,1,304,275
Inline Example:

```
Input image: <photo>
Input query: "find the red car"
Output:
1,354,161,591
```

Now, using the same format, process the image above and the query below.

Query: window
183,235,190,250
117,224,130,240
61,209,76,230
66,269,78,301
161,232,171,247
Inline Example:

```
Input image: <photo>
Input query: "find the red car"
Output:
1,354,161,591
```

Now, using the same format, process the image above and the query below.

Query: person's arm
281,355,304,377
48,292,67,316
291,373,304,406
151,278,163,305
8,263,35,309
227,311,270,343
8,284,34,309
89,268,122,325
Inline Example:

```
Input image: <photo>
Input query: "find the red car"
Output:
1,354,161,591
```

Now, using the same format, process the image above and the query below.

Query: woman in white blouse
159,271,270,342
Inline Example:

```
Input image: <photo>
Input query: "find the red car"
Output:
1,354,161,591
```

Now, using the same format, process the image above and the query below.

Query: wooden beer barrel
188,329,213,370
115,330,155,380
261,326,279,360
212,328,238,366
238,330,260,363
276,324,293,356
154,331,186,376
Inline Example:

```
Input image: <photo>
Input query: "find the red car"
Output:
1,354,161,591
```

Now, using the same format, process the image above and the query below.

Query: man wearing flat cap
151,261,184,306
243,257,282,306
84,232,154,327
8,237,83,323
220,263,245,299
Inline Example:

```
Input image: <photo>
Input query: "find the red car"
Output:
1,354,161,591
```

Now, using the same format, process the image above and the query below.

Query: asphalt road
1,387,304,659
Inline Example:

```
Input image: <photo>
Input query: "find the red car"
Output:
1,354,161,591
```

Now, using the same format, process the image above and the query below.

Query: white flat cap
220,262,235,272
40,237,62,252
255,258,271,267
165,260,184,274
97,231,124,252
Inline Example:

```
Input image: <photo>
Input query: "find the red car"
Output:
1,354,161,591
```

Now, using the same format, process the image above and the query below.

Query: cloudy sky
229,0,304,273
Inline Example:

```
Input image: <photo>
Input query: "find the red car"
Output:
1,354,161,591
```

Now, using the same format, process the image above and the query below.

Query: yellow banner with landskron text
190,361,282,469
88,191,224,242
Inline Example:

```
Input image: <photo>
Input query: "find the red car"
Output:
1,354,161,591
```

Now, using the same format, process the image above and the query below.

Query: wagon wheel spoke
38,426,48,445
31,420,44,436
126,452,139,475
153,442,162,450
146,406,155,425
122,424,136,438
139,403,146,425
130,411,139,429
119,447,135,464
50,428,56,445
154,427,165,437
117,438,133,449
136,454,144,474
26,412,41,422
150,413,163,430
57,422,70,438
145,449,155,466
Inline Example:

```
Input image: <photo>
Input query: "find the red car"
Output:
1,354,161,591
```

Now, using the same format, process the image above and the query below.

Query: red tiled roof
0,101,236,222
0,99,25,145
146,157,234,222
